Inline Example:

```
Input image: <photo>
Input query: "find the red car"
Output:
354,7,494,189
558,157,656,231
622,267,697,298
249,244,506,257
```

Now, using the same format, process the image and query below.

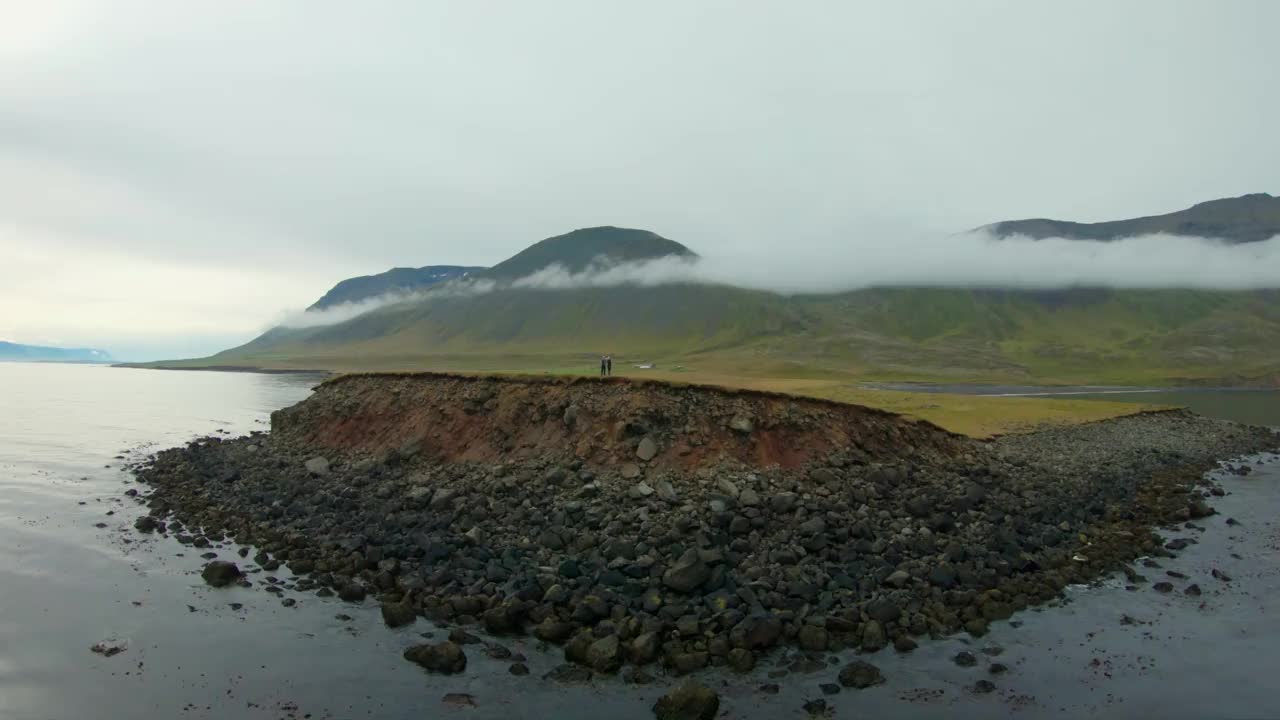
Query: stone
621,463,642,480
802,699,828,717
543,664,593,684
587,635,622,673
954,651,977,667
133,516,160,533
534,618,574,643
339,583,368,602
304,456,330,476
837,660,885,689
861,620,887,652
671,652,709,674
200,561,242,588
716,477,740,498
819,683,840,695
631,482,655,498
663,549,710,593
728,415,754,434
973,680,996,694
403,641,467,674
653,682,720,720
798,625,828,651
738,488,761,507
509,662,530,676
381,601,417,628
893,635,918,653
865,598,901,624
1184,584,1202,597
929,564,957,588
630,632,661,664
989,662,1008,675
637,437,659,461
883,570,911,588
1153,582,1174,593
727,648,755,673
656,481,679,503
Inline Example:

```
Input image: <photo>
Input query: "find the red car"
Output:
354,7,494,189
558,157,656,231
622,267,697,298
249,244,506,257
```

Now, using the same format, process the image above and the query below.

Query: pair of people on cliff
599,355,612,376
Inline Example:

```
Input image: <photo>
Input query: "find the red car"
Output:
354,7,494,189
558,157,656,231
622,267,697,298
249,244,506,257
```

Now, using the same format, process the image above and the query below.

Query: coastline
127,373,1280,705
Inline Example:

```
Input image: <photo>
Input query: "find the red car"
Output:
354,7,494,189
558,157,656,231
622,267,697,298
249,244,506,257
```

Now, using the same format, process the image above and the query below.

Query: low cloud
277,231,1280,329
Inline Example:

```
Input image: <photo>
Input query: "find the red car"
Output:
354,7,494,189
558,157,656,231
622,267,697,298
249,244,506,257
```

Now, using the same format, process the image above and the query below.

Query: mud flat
132,373,1279,695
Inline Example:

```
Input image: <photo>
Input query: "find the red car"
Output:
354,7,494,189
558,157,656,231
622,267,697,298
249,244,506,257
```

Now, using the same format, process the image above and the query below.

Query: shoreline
126,374,1280,699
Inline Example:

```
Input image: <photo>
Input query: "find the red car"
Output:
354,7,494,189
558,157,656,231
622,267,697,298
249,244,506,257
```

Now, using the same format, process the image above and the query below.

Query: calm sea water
2,362,1279,720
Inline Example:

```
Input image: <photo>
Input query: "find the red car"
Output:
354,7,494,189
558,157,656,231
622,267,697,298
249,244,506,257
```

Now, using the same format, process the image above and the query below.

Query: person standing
606,355,613,376
600,355,607,377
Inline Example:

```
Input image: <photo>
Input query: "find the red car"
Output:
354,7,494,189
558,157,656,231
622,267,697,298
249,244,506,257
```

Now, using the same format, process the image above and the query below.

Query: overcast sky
2,1,1277,359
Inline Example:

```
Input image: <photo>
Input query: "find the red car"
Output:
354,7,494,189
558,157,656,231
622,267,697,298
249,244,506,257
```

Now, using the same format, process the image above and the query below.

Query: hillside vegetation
150,202,1280,388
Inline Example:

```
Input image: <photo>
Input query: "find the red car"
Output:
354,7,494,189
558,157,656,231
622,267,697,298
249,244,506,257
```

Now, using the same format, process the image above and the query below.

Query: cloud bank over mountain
278,230,1280,328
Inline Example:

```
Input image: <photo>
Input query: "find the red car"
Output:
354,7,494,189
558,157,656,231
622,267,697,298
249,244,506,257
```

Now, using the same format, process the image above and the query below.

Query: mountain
0,341,112,363
477,226,697,281
309,265,483,310
983,192,1280,244
149,209,1280,386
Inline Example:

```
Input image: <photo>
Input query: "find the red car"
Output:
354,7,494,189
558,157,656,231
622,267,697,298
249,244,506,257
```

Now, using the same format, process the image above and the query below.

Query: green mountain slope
984,192,1280,243
156,207,1280,386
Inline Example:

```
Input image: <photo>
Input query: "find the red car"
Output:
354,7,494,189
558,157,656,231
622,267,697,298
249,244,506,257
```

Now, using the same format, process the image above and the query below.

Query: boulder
728,415,754,434
653,682,720,720
304,456,330,477
133,516,160,533
381,601,417,628
663,549,710,593
587,635,622,673
637,437,659,461
200,561,242,588
403,641,467,674
838,660,884,689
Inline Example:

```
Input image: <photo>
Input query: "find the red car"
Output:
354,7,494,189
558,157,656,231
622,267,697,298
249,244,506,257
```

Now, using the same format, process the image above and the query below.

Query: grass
142,349,1161,438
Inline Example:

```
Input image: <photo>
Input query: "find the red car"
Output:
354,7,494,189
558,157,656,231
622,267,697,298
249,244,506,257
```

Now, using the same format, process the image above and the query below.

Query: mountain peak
985,192,1280,244
481,226,697,280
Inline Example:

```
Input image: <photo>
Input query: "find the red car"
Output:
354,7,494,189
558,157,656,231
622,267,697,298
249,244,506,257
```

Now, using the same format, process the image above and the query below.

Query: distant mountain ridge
0,341,112,363
983,192,1280,244
151,202,1280,385
309,265,483,310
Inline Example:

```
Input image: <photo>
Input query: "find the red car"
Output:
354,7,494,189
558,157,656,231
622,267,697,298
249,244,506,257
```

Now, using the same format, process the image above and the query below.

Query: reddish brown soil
271,372,969,471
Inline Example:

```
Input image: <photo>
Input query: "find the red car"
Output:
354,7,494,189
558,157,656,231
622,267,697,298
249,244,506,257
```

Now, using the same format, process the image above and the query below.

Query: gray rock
838,660,885,689
738,488,761,507
663,549,710,593
656,481,679,503
621,463,642,480
860,620,886,652
630,482,655,498
304,456,330,477
653,682,720,720
728,415,754,434
637,437,659,461
403,641,467,674
381,601,417,628
587,634,622,673
716,477,740,498
200,561,242,587
865,598,901,624
883,570,911,588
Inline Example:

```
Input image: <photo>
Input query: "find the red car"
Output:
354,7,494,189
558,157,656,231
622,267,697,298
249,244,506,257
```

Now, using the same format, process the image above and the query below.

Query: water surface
2,362,1278,719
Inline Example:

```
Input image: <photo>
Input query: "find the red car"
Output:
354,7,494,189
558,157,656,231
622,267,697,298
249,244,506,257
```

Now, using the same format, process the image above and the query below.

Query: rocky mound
134,374,1279,682
271,373,967,471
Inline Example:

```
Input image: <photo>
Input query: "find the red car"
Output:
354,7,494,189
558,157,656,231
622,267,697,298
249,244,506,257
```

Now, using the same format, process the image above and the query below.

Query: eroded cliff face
270,373,970,472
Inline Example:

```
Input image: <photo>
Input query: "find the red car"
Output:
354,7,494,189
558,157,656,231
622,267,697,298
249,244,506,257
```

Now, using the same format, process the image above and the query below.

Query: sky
1,1,1277,359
